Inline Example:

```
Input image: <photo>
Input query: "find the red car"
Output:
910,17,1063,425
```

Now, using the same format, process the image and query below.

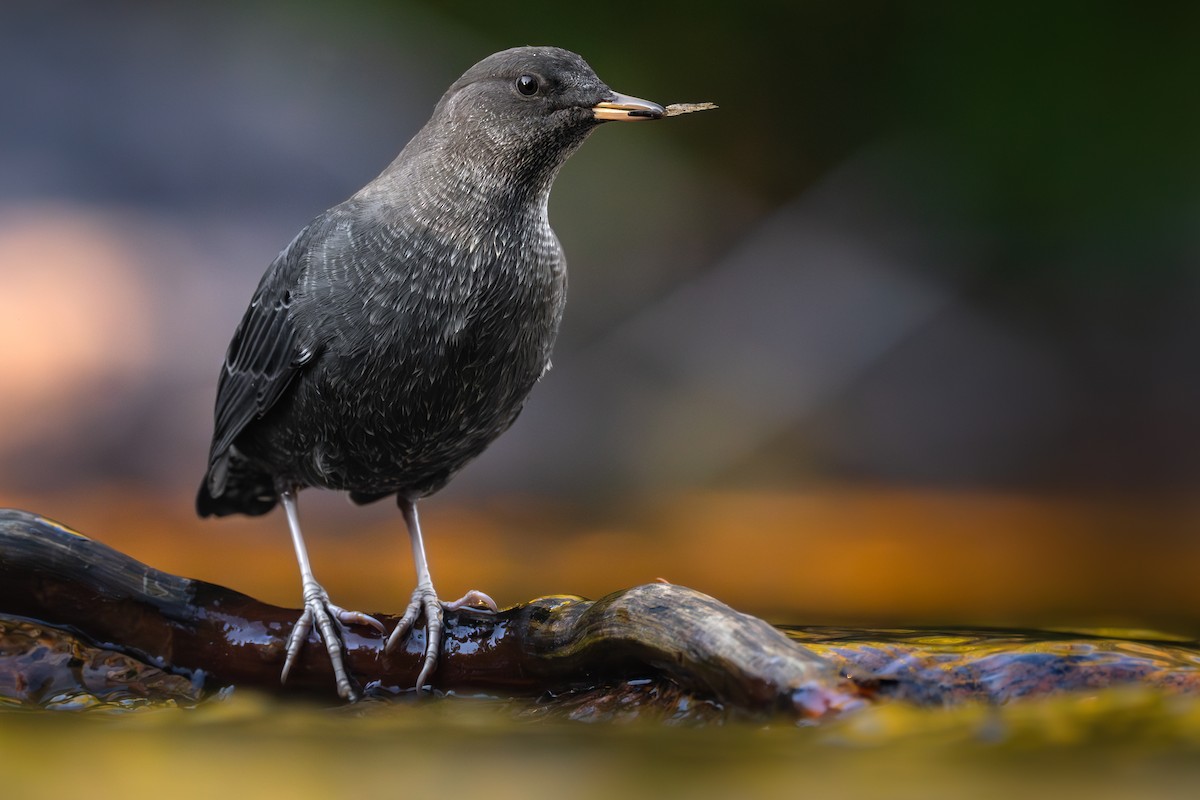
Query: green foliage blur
404,1,1199,274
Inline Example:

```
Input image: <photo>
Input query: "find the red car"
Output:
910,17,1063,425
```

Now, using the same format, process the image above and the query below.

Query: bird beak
593,92,666,122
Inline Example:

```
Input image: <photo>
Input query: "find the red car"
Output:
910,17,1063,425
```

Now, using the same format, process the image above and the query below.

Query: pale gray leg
385,499,499,690
280,488,385,701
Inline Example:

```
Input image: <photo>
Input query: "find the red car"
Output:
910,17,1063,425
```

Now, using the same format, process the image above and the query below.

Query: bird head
422,47,664,189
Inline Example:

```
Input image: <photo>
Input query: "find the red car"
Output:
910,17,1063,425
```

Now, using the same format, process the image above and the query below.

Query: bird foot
282,580,386,702
385,584,498,690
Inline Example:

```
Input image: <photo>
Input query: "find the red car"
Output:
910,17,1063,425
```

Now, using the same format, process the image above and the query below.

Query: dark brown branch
0,509,855,717
5,508,1200,720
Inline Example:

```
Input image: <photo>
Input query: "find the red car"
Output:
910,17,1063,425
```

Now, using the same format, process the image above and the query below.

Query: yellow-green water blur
4,688,1200,800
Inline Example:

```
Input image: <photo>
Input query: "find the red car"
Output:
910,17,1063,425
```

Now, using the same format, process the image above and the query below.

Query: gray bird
196,46,665,700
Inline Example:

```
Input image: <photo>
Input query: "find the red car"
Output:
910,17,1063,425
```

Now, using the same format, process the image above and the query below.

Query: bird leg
280,488,385,701
385,499,499,690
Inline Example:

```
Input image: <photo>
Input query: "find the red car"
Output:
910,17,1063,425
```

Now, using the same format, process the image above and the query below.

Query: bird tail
196,450,278,518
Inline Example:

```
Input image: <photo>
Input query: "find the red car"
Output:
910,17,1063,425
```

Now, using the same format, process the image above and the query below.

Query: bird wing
205,229,315,482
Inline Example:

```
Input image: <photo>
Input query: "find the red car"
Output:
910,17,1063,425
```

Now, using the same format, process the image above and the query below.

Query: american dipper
197,46,665,700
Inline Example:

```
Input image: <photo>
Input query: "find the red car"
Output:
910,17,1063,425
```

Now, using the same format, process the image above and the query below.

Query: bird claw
385,584,498,690
337,607,388,635
443,589,499,613
282,580,383,702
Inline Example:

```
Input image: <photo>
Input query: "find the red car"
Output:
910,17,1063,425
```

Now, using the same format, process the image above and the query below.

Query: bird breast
282,206,567,493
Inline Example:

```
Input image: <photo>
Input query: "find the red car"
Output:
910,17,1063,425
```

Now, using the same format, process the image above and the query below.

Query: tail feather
196,451,278,517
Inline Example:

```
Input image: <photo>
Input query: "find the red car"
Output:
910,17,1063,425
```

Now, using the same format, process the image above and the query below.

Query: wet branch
0,509,854,717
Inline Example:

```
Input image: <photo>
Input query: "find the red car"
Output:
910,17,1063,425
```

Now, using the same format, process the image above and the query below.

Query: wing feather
203,229,314,490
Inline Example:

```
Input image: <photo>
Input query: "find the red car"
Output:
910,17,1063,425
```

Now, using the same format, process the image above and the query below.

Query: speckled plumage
194,46,666,700
198,48,608,514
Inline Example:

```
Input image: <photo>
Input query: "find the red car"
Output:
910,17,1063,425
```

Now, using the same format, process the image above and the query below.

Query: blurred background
3,0,1200,631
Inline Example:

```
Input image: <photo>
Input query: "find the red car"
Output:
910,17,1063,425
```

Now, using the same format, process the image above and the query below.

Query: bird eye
516,74,539,96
